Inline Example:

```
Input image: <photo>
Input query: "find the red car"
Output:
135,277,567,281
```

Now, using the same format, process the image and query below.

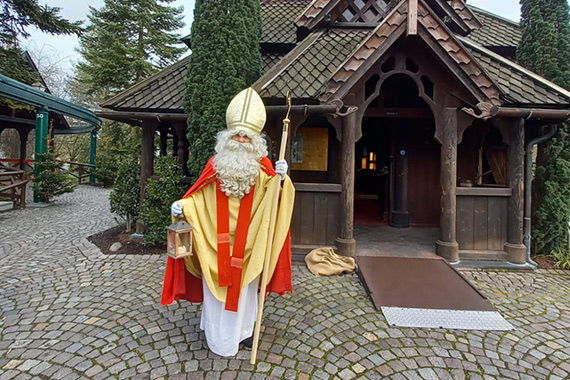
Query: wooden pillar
172,126,179,157
435,108,459,261
172,121,189,176
390,129,409,228
17,126,32,171
159,124,169,156
137,119,158,233
335,107,357,257
504,117,526,263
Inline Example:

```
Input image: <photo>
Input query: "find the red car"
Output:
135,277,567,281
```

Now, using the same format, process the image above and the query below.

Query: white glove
275,160,288,180
171,202,183,217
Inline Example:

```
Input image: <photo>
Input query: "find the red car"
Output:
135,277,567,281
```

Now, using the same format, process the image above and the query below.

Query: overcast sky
25,0,520,74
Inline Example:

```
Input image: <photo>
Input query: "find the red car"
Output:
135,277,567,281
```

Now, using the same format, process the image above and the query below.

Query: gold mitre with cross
226,87,266,136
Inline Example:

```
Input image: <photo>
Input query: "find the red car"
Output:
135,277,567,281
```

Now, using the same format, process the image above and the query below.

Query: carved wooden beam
408,0,418,35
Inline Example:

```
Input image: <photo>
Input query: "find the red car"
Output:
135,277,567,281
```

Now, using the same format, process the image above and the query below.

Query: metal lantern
166,218,193,259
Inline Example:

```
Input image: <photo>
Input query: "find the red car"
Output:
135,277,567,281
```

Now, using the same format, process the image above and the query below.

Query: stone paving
1,186,570,380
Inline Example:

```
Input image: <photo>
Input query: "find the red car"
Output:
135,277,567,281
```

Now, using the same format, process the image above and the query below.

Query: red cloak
160,156,292,306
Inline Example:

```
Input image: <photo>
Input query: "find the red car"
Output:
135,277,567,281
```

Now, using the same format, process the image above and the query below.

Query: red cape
160,156,292,306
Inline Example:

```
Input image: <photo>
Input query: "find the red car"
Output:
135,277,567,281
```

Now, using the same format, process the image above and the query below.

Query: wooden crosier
250,91,292,364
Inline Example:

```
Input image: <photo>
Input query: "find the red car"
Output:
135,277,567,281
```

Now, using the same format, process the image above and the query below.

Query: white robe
200,276,259,356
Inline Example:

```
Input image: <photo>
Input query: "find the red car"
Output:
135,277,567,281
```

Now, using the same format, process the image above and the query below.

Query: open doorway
354,74,440,227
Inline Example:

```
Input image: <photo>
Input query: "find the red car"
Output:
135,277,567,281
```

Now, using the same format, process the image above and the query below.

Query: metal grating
381,307,515,331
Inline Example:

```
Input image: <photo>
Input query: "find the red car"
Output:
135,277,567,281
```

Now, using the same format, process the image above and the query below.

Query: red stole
216,182,255,311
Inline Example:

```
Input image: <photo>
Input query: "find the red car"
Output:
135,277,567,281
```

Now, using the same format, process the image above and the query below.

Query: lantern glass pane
168,230,176,255
181,233,191,251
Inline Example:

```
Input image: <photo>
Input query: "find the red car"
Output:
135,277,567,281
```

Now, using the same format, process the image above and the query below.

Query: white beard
213,139,261,199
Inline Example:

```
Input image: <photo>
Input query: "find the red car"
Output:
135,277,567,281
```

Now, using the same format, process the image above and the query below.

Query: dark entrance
354,75,440,227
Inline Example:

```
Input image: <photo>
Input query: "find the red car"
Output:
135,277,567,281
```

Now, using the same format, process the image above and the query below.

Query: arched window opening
406,57,419,73
421,75,434,100
381,57,396,73
365,74,380,100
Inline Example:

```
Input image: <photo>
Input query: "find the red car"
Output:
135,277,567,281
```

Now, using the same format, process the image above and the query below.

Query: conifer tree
77,0,185,96
76,0,185,188
0,0,82,86
518,0,570,255
184,0,263,178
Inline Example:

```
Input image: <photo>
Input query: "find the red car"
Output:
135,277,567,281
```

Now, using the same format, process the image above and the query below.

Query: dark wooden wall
456,188,511,253
291,183,341,250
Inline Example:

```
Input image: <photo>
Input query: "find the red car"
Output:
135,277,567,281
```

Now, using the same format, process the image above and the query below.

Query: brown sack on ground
305,247,355,276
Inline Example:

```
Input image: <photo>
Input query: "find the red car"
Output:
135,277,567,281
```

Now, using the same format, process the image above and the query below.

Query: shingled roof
255,29,370,99
101,52,287,111
467,6,521,49
261,0,312,44
257,0,501,105
101,56,189,111
103,0,570,112
461,37,570,107
447,0,481,31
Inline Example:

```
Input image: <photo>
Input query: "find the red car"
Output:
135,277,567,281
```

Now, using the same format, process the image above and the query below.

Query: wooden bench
0,166,28,209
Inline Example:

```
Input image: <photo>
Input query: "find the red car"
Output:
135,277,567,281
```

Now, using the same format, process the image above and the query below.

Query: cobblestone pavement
1,186,570,380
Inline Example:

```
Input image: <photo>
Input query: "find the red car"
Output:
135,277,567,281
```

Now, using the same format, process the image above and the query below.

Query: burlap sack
305,247,355,276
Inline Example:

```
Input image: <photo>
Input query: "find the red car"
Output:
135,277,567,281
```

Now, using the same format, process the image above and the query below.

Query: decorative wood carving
326,99,358,140
461,102,493,120
456,109,474,144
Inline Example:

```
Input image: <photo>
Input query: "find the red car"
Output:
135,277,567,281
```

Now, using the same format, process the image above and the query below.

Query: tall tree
76,0,185,186
76,0,185,96
518,0,570,255
184,0,263,178
0,0,82,84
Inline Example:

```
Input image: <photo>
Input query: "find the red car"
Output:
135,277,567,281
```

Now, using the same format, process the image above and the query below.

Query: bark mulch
88,225,165,255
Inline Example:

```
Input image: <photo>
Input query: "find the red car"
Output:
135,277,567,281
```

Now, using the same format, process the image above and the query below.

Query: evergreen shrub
518,0,570,257
141,156,185,245
110,155,141,232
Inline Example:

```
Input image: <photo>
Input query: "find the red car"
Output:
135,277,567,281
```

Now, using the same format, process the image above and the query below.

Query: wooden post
159,124,168,156
390,128,409,228
173,121,190,176
435,108,459,261
17,126,32,171
335,107,357,257
137,119,157,233
504,117,526,263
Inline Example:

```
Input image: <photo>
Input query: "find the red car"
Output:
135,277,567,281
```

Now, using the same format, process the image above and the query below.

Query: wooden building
99,0,570,266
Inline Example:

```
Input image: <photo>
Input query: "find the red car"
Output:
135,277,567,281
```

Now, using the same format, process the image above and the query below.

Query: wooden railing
0,164,28,209
65,162,95,184
0,159,95,184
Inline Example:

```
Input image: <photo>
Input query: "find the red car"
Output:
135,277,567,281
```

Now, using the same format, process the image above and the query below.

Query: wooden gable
296,0,401,29
321,0,501,107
